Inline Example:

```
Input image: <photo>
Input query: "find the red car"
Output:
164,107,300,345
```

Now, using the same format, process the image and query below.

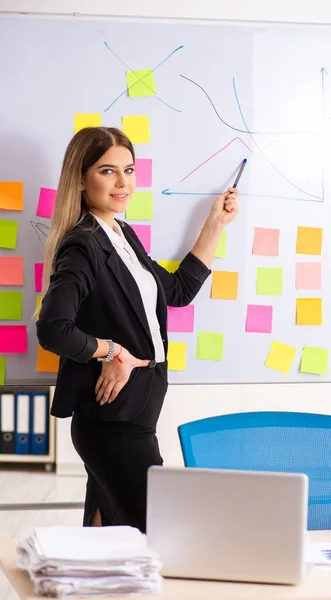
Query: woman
37,126,239,531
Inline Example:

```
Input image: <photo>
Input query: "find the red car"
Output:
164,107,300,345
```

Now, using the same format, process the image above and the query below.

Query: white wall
55,381,331,474
2,0,331,473
2,0,331,25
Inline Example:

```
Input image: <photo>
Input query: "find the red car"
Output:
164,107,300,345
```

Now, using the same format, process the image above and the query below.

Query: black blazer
37,214,211,422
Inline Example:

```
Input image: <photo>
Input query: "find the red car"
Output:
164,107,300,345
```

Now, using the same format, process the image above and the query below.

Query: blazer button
148,359,156,369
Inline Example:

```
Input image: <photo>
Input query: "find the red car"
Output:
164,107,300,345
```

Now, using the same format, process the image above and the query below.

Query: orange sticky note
296,298,322,325
0,182,24,211
296,226,323,255
0,256,23,285
211,271,239,300
36,345,59,373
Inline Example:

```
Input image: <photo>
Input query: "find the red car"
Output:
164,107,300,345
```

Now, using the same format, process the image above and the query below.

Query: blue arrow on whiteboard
162,188,218,196
161,188,322,202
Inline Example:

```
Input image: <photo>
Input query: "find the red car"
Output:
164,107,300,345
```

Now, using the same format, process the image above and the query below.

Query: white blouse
91,213,165,363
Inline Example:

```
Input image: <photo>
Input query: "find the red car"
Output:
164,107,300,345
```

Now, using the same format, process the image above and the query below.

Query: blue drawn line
179,74,315,136
104,43,183,112
161,189,323,203
321,67,328,201
232,78,323,201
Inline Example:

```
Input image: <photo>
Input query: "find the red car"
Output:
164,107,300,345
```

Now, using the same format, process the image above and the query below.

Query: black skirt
71,414,163,532
70,362,167,532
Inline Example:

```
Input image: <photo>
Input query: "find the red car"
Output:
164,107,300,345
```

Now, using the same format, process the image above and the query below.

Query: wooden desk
1,533,331,600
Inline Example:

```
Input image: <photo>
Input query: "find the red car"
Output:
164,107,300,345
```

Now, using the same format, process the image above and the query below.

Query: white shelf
0,390,56,466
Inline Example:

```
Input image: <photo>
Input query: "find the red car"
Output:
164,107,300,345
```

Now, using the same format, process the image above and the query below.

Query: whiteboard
0,17,330,384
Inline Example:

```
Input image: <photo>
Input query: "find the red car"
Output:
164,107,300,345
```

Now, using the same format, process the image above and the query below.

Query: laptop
147,466,309,585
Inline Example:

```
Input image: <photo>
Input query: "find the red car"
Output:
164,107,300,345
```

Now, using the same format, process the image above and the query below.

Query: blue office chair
178,411,331,530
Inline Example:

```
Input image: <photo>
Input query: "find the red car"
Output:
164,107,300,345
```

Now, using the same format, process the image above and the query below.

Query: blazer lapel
89,218,153,344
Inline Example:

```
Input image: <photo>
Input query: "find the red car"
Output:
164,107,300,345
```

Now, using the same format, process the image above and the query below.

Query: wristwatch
97,339,115,362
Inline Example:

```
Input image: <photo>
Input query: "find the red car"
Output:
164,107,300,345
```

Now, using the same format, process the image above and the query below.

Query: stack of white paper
16,525,162,597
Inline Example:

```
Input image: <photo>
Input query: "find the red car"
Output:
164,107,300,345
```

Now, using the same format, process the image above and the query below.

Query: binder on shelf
15,393,31,455
0,393,15,454
31,392,49,455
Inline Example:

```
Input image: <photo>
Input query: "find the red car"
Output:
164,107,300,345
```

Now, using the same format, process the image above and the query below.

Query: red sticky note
130,224,151,253
167,305,195,333
252,227,280,256
36,187,57,218
0,325,27,353
35,263,44,293
135,159,152,187
0,256,24,285
245,304,273,334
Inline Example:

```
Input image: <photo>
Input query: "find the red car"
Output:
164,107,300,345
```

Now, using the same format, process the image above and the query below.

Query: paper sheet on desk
308,543,331,566
17,525,163,596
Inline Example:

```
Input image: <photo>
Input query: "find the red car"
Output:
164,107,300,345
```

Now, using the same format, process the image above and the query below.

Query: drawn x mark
104,42,183,112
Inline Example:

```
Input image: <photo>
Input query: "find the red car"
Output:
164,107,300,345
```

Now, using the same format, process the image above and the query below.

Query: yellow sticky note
36,345,59,373
197,332,224,361
126,69,156,97
126,192,153,220
0,182,24,211
215,231,227,258
296,298,322,325
35,295,42,320
296,226,323,255
158,260,181,273
122,115,151,144
300,347,328,375
167,342,187,371
74,113,102,134
265,341,296,374
211,271,239,300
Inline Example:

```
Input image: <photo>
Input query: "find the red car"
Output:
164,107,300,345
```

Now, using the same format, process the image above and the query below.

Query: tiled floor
0,470,86,600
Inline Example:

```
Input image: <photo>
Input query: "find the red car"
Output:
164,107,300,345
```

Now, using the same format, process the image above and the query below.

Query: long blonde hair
42,127,135,294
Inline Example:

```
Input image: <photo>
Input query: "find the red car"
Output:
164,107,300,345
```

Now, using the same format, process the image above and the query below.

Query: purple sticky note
135,159,152,187
36,187,57,218
167,305,195,333
35,263,44,293
245,304,273,334
130,224,151,253
0,325,27,353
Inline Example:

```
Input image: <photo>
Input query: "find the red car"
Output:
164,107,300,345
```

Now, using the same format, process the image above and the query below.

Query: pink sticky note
135,159,152,187
167,305,195,333
36,187,57,218
245,304,273,333
0,325,27,353
130,224,151,253
253,227,280,256
35,263,44,293
296,262,321,290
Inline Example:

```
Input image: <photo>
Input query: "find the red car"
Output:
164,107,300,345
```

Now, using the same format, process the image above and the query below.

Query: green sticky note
0,357,5,385
0,291,23,320
126,192,153,221
300,347,328,375
197,332,224,361
215,231,227,258
126,69,156,97
0,218,18,249
256,267,282,295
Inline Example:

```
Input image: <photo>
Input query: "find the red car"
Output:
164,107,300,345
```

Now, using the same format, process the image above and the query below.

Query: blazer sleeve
36,234,98,363
125,224,211,307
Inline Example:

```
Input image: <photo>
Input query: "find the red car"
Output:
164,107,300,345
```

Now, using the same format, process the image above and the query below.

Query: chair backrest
178,411,331,530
